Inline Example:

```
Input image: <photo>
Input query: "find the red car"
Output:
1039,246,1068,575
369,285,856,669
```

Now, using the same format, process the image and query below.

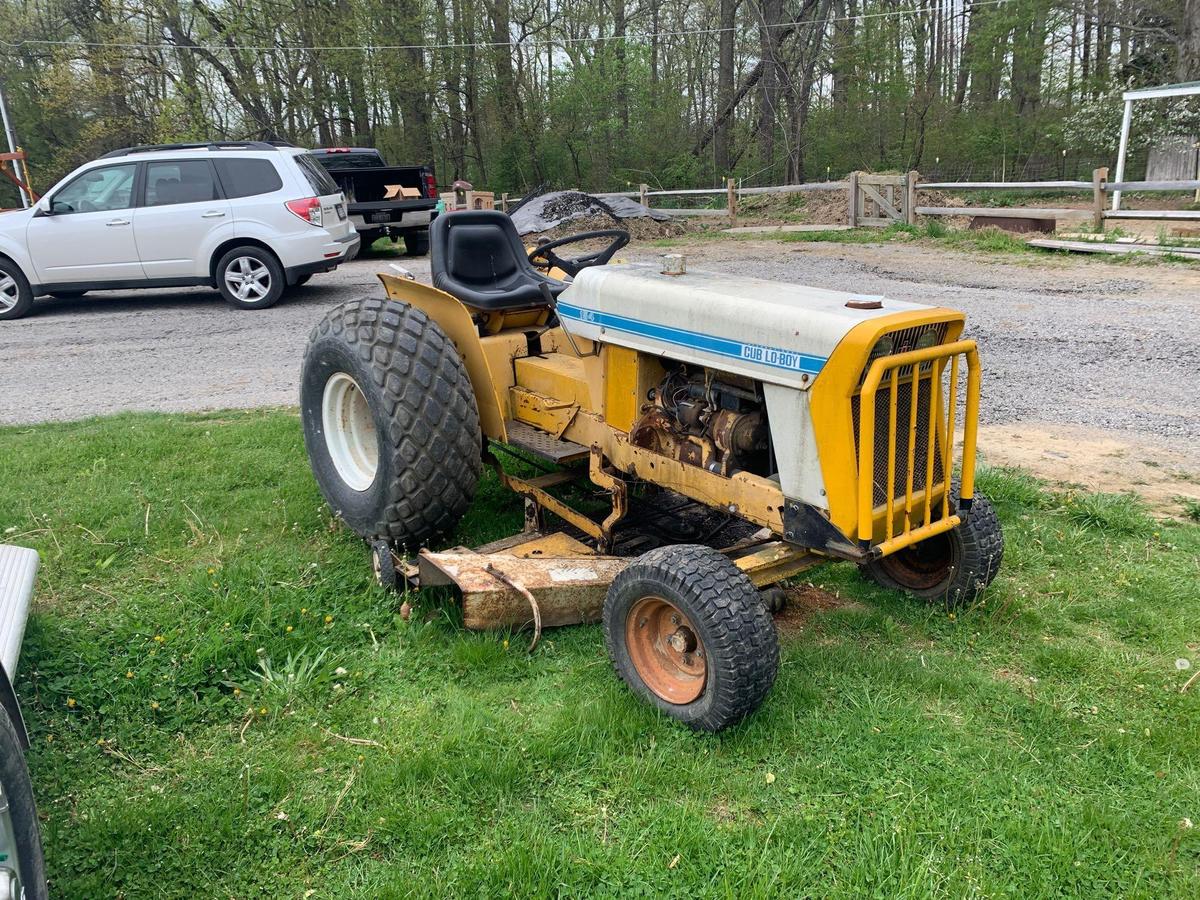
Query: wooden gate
848,172,915,227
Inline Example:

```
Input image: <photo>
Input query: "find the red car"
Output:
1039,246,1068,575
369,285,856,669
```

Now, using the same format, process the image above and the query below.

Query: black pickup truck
310,148,438,255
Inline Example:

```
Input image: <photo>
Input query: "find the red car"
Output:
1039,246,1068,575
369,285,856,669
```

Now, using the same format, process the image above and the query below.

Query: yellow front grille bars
856,340,981,557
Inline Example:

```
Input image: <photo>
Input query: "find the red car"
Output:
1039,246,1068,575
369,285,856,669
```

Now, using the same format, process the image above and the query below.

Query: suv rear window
214,158,283,198
294,154,340,196
144,160,219,206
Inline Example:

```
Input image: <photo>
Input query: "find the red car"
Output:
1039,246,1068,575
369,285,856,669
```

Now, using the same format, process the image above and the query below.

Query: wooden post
848,171,860,227
1194,140,1199,205
500,192,509,213
639,183,648,209
905,171,919,225
1092,166,1108,232
726,177,737,224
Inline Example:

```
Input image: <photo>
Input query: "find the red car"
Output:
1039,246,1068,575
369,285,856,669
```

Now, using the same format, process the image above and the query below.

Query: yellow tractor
300,210,1003,731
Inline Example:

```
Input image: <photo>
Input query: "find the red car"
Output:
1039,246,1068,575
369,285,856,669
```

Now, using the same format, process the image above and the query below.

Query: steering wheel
528,229,630,278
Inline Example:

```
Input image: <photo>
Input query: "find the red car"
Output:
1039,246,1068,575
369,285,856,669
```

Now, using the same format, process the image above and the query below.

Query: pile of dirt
800,189,849,225
732,187,849,226
511,190,684,240
532,212,685,243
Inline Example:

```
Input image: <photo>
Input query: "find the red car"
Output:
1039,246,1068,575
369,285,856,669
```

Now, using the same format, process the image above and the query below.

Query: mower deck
403,528,823,633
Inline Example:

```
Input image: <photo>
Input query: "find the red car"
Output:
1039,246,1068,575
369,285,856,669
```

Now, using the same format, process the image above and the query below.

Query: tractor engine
630,367,770,477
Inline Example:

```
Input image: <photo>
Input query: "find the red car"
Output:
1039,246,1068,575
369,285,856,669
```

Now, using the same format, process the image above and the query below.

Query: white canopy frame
1112,80,1200,210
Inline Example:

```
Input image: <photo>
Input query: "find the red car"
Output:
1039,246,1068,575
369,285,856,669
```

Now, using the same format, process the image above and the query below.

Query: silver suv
0,141,360,320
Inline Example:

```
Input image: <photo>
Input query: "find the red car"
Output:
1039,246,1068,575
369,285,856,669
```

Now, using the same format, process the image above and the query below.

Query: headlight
915,331,938,350
870,335,894,358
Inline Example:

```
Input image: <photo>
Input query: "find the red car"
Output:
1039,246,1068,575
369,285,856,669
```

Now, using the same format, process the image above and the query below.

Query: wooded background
1,0,1198,202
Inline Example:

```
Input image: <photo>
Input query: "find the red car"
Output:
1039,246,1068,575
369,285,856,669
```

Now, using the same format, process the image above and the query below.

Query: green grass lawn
2,410,1198,897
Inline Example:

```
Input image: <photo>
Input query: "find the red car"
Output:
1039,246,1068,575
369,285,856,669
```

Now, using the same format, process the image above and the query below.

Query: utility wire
1,0,1011,54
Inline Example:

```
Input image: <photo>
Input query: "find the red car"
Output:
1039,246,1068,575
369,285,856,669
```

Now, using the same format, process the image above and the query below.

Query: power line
1,0,1011,54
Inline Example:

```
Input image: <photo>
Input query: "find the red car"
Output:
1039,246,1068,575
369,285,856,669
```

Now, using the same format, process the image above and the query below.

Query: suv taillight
423,170,437,198
286,197,323,226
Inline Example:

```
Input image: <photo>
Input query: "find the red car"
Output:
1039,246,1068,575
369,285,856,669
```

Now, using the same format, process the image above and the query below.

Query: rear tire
215,246,285,310
859,490,1004,608
0,259,34,321
0,706,48,900
301,297,481,551
604,544,779,732
403,230,430,257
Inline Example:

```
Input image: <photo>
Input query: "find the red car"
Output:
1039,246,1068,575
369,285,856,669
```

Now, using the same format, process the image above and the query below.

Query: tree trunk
1181,0,1200,80
831,0,855,110
755,0,785,172
397,0,433,162
1012,2,1048,115
714,0,737,173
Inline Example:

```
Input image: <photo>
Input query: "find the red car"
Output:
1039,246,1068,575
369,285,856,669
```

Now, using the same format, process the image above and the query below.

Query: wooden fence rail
500,169,1200,228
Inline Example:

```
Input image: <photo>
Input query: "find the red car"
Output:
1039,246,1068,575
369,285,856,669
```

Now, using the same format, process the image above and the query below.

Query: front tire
604,544,780,732
371,539,398,590
0,707,48,900
301,297,482,551
0,259,34,321
860,491,1004,608
215,246,285,310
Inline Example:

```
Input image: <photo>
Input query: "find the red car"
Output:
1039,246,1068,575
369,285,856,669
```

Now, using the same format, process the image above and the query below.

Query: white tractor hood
557,263,932,390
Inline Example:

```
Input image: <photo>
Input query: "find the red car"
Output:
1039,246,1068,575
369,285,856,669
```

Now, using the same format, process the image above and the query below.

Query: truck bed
326,167,436,208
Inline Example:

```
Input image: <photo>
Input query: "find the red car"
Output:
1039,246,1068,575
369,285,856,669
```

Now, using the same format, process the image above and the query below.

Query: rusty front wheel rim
625,596,707,704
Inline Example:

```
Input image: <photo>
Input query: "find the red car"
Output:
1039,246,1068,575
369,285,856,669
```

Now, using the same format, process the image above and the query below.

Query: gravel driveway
3,240,1198,458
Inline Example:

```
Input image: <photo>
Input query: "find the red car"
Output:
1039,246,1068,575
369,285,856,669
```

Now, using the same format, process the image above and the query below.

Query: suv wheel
0,259,34,321
216,246,285,310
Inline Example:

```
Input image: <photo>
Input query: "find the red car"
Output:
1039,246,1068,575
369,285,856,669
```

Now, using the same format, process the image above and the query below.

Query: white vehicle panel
0,545,38,677
26,210,144,283
135,201,234,278
558,263,932,391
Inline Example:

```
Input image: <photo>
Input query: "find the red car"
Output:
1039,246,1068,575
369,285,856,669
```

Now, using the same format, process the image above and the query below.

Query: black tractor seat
430,210,568,311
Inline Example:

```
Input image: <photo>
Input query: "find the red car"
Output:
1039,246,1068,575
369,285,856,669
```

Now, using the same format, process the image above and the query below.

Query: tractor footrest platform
502,420,590,463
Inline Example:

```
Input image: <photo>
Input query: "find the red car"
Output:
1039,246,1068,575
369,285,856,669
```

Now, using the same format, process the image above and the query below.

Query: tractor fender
376,272,512,442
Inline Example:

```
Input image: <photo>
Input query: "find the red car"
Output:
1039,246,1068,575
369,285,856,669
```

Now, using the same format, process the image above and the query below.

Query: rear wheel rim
321,373,379,491
625,596,707,704
0,274,18,312
224,256,271,303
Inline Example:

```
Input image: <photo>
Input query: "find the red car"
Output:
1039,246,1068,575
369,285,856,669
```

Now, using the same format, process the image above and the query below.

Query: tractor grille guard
855,340,981,557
